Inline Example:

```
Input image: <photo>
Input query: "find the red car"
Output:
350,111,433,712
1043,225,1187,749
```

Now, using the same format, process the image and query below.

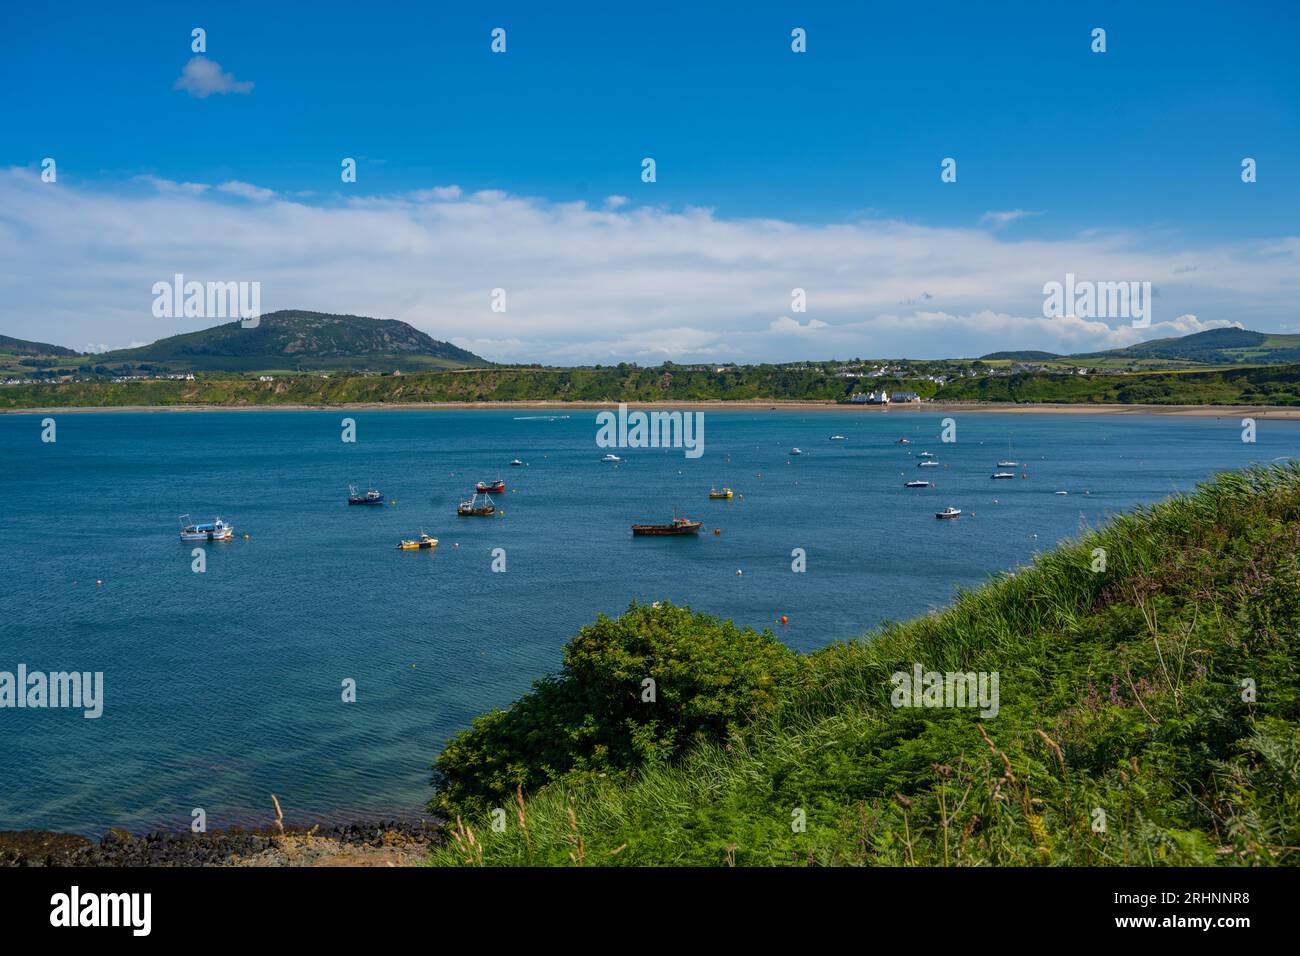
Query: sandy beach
3,400,1298,418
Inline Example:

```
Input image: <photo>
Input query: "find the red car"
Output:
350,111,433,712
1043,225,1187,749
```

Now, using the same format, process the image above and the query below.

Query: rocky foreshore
0,820,441,867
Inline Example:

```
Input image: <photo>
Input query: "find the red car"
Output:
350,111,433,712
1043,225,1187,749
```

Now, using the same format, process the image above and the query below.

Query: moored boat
904,480,933,488
348,485,385,505
991,472,1016,480
709,487,734,499
918,460,939,468
509,459,525,467
475,478,506,494
790,447,803,456
178,515,234,541
632,516,702,536
829,435,847,441
458,493,497,516
398,533,438,550
601,454,622,463
935,507,962,519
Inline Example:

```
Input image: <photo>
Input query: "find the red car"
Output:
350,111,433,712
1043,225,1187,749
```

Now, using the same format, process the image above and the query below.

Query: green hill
428,465,1300,866
94,310,490,373
1080,327,1300,366
0,334,80,357
979,350,1062,361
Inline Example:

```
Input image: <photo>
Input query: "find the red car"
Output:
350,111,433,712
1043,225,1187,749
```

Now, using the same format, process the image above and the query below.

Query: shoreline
2,400,1297,418
0,819,440,867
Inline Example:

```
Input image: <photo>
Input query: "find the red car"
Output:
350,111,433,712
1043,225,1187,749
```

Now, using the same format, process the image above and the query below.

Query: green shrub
429,602,803,817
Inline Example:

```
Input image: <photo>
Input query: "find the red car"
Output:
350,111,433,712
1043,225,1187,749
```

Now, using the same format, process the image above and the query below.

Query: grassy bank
428,465,1300,866
4,362,1300,409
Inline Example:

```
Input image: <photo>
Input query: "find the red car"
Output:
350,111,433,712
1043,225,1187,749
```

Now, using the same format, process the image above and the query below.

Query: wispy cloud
173,56,254,98
217,181,274,202
980,209,1039,228
1,167,1296,363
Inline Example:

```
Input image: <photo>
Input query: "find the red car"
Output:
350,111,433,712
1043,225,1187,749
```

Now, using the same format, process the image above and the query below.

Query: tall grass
428,464,1300,866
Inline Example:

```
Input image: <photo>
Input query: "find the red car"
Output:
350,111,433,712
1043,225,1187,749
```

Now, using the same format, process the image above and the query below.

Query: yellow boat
708,487,734,499
398,533,438,551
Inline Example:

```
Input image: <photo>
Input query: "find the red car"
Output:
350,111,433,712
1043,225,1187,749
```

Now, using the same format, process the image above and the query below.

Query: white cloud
0,167,1296,364
605,195,629,209
769,316,829,334
217,181,274,202
980,209,1039,228
173,57,254,98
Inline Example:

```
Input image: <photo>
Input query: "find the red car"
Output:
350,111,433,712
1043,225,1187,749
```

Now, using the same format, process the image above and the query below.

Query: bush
429,602,803,817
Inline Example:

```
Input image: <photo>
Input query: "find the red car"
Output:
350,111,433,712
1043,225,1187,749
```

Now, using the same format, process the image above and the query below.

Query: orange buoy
713,528,721,535
780,615,789,625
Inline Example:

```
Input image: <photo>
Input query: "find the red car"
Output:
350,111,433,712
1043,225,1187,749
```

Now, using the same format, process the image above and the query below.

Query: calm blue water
0,408,1292,835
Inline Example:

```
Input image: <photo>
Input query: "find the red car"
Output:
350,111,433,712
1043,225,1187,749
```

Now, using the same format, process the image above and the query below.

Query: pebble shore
0,821,441,867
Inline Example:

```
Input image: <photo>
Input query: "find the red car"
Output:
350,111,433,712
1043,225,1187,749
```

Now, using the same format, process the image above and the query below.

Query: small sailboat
935,507,962,519
709,487,734,499
178,515,234,541
398,533,438,550
904,480,933,488
457,493,497,516
475,477,506,494
348,484,385,505
997,437,1017,468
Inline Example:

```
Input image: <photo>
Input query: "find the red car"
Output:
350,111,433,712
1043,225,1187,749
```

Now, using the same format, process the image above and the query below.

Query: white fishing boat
178,515,234,541
935,507,962,519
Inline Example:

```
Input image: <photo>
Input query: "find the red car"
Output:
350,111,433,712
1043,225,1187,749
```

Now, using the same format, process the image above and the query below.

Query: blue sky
1,1,1298,361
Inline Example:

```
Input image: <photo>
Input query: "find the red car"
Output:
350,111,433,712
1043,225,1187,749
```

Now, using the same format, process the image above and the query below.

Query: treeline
2,362,1299,408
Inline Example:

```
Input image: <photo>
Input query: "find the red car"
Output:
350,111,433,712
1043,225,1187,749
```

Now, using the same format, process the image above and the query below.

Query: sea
0,407,1292,835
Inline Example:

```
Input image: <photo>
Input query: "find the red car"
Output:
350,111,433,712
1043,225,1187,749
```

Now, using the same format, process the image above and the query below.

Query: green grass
429,465,1300,866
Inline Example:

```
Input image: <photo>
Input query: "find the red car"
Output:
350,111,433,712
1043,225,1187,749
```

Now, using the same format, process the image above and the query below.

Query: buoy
736,569,742,576
780,615,788,625
713,528,721,535
96,579,102,586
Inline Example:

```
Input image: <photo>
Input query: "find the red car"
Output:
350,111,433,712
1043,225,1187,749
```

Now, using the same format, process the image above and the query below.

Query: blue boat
348,485,385,506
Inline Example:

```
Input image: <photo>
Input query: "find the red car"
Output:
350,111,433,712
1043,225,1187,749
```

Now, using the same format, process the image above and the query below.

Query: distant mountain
0,334,80,357
95,310,490,372
979,350,1061,361
984,328,1300,367
1077,327,1300,365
